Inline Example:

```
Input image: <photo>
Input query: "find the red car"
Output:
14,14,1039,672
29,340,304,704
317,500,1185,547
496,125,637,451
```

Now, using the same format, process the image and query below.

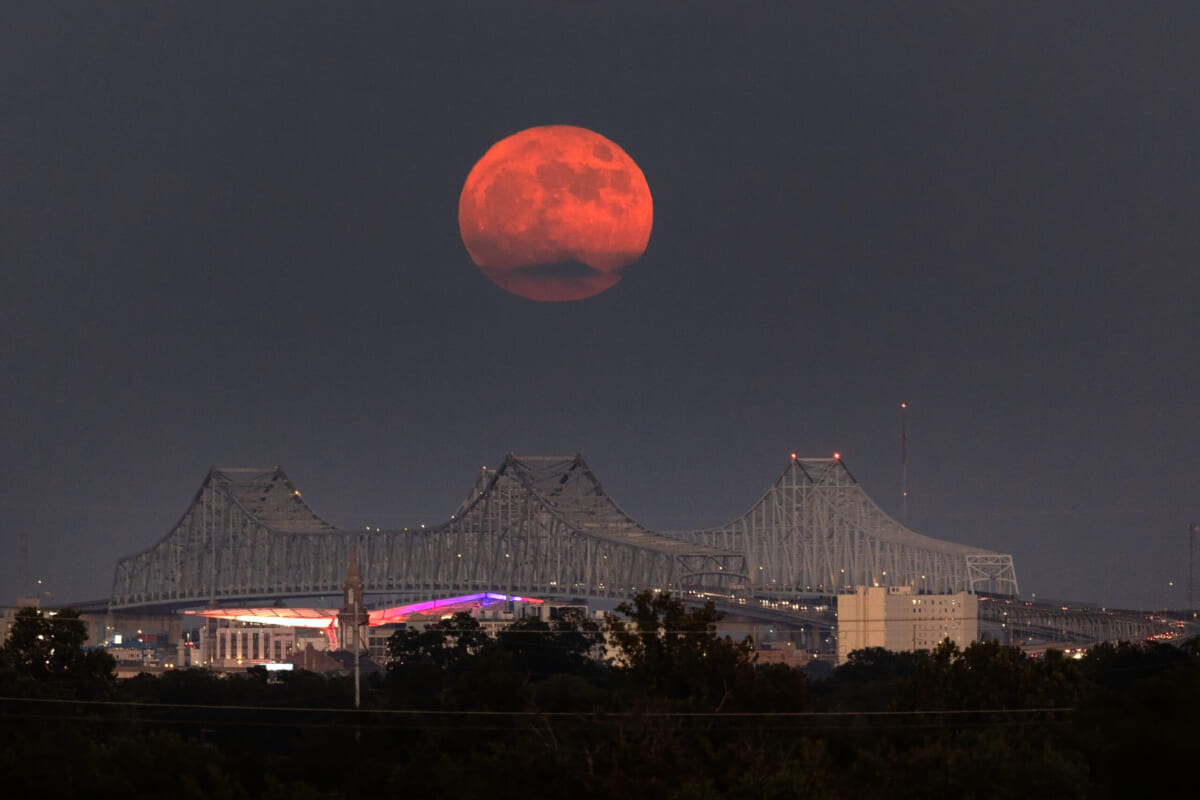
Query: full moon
458,125,653,302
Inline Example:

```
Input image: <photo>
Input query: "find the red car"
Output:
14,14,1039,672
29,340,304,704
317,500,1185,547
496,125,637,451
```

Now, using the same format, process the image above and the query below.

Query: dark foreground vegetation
3,595,1199,799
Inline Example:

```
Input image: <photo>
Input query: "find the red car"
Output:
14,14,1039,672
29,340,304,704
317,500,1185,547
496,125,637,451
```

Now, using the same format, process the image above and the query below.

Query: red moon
459,125,653,302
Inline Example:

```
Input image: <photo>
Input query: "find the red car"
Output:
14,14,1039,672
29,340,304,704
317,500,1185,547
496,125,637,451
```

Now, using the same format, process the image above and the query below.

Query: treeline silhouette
2,594,1198,799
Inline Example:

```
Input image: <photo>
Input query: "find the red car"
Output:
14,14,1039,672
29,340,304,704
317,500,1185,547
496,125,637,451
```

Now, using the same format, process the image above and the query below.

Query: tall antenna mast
900,402,909,525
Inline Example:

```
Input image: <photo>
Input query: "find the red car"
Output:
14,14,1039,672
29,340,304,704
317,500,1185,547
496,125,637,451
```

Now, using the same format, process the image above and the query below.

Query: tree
896,638,1081,712
1077,640,1190,690
0,607,114,686
386,611,492,670
496,607,603,677
834,646,924,684
606,590,754,707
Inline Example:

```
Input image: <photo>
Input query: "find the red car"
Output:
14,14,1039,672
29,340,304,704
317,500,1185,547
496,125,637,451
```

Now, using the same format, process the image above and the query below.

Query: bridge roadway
685,593,1194,651
78,589,1193,655
979,598,1198,648
702,595,1195,652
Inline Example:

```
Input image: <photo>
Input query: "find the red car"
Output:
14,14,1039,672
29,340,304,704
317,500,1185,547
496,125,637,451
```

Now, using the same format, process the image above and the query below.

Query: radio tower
900,403,909,525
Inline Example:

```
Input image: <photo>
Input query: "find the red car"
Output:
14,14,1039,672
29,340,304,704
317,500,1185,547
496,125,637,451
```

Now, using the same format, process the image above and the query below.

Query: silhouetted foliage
496,607,603,678
896,638,1081,711
0,607,115,698
5,610,1200,798
386,611,491,669
607,590,756,708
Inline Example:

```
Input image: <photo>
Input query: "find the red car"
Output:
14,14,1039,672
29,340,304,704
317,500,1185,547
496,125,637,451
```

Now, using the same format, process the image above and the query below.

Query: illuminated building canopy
183,592,543,631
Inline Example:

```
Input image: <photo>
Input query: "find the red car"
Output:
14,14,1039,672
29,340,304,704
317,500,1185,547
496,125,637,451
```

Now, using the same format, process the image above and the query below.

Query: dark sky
3,3,1198,611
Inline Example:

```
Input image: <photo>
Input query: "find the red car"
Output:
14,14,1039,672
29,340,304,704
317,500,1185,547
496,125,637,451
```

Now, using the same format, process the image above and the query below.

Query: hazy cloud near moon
516,260,603,279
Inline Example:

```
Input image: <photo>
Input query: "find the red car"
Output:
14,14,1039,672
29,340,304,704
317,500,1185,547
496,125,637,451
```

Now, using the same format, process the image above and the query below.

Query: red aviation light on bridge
832,452,841,460
790,453,797,460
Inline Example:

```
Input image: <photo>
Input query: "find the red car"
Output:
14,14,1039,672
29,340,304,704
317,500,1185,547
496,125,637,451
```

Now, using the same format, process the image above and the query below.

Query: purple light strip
368,592,543,625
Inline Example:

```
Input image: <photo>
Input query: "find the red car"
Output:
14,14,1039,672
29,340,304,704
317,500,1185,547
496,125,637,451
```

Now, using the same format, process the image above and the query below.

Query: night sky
3,3,1198,611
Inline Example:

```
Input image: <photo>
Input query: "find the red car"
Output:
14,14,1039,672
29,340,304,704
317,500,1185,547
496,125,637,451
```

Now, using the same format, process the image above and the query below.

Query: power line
0,695,1075,719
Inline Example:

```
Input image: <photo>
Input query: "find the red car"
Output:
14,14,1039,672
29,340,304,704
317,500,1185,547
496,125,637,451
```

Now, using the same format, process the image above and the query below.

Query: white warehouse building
836,585,978,664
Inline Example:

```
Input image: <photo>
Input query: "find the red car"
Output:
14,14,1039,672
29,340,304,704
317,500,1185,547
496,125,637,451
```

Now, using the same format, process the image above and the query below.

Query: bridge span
110,453,1018,615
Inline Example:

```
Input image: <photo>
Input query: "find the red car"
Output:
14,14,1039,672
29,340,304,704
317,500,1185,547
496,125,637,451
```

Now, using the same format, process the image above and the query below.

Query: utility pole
340,544,366,713
353,590,361,710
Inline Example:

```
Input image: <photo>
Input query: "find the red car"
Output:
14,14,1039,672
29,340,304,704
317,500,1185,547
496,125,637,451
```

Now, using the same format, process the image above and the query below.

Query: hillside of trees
2,594,1199,799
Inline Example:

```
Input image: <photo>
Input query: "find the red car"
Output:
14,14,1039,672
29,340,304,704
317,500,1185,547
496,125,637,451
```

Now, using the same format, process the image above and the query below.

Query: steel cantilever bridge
110,453,1018,612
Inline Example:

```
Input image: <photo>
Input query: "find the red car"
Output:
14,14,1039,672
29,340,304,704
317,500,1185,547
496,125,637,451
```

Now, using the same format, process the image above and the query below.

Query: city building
199,621,305,669
836,585,978,664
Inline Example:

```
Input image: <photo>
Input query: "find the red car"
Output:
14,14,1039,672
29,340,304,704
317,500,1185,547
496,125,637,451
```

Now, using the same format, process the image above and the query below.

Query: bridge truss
110,455,748,610
110,453,1018,612
669,457,1019,598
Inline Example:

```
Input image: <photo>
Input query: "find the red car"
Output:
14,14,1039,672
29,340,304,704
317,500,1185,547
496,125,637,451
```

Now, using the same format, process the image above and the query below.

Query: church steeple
343,547,363,610
337,547,369,655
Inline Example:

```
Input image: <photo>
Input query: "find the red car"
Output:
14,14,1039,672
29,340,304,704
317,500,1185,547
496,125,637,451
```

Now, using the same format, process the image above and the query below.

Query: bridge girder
110,455,748,610
668,457,1019,597
110,454,1018,612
